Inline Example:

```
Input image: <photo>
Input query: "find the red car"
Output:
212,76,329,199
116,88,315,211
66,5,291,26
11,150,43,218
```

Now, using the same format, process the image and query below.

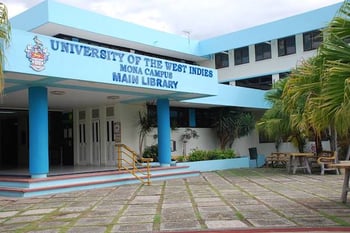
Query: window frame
278,36,296,56
235,75,272,90
303,30,322,51
234,46,249,65
215,51,229,69
255,42,271,61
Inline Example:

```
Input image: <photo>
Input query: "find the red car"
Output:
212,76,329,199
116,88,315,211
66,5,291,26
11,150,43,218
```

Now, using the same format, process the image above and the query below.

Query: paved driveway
0,168,350,232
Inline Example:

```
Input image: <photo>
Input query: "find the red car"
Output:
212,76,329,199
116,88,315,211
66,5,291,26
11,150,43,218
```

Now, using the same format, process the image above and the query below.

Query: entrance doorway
0,110,74,169
49,112,74,166
0,115,19,168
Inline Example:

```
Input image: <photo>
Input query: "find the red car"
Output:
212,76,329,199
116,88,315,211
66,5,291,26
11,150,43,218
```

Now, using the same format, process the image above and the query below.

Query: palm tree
282,57,325,153
0,2,11,94
257,78,291,151
317,0,350,158
259,0,350,156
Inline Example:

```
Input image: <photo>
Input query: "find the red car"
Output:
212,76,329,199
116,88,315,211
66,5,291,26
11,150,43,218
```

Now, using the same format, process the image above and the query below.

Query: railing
115,143,153,185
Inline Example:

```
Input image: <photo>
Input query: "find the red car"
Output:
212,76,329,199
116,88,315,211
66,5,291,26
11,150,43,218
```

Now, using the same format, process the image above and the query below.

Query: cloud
2,0,344,39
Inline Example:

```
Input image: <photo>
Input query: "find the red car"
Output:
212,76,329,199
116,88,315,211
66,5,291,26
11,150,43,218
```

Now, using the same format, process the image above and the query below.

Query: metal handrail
115,143,153,185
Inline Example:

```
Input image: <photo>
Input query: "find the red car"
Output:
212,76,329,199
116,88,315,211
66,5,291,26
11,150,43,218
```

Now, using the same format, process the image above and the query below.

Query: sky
1,0,345,40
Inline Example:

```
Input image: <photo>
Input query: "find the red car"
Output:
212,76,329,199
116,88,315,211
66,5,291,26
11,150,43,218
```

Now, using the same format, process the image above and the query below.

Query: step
0,166,200,197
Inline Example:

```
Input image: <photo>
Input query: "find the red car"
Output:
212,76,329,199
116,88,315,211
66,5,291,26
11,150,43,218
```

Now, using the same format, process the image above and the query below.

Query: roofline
198,2,342,56
9,0,342,59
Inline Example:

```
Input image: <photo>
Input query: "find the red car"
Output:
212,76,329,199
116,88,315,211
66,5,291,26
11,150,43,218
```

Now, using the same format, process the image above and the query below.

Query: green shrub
187,149,236,161
188,150,208,161
143,146,236,162
143,145,158,162
175,155,186,162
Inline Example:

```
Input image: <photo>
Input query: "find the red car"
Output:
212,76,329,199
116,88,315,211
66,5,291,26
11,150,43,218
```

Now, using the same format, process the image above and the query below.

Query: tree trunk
329,125,337,152
314,131,323,154
346,144,350,160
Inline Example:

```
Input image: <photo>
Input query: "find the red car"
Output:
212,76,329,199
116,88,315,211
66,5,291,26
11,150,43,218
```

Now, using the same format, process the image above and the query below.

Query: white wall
74,103,333,164
143,127,217,157
198,34,318,83
117,103,142,152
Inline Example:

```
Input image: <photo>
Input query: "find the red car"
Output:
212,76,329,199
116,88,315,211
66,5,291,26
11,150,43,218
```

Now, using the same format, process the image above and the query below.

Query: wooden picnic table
288,152,315,174
266,152,289,168
329,161,350,203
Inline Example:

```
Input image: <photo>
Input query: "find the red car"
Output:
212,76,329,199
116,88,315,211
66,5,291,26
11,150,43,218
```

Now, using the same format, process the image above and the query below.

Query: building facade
0,0,342,177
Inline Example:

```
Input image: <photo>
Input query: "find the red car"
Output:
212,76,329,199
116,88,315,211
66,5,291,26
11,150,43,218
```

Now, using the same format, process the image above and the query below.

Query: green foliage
0,3,11,94
212,107,255,150
143,145,158,162
138,110,154,158
187,149,236,162
175,155,186,162
143,146,237,162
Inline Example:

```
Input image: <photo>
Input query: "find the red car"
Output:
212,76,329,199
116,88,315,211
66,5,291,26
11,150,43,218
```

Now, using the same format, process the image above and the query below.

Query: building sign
25,36,49,72
49,38,215,92
12,30,217,96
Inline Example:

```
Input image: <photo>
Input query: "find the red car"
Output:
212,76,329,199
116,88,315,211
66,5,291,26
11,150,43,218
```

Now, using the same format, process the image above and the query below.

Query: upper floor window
234,46,249,65
303,30,322,51
278,36,296,56
255,42,271,61
215,52,229,69
279,72,290,79
235,75,272,90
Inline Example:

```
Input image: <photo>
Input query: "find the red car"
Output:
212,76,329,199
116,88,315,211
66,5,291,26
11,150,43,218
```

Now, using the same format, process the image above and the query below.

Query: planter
177,157,249,172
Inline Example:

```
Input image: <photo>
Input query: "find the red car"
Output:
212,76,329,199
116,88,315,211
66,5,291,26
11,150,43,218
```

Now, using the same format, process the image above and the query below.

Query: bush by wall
142,145,158,162
177,149,236,162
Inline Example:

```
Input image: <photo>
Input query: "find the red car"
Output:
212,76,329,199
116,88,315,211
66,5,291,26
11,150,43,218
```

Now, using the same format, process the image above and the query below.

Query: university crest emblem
25,36,49,71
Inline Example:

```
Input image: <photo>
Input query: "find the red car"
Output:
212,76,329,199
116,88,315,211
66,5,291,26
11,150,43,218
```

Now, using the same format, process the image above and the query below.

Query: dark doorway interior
49,112,73,166
0,110,74,169
0,116,18,168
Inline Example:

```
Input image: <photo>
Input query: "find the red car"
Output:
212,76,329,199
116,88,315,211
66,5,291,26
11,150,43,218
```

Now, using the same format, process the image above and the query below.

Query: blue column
29,86,49,178
157,99,171,166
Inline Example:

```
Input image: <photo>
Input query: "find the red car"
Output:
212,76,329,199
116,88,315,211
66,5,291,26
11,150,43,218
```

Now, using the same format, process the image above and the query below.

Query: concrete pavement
0,168,350,232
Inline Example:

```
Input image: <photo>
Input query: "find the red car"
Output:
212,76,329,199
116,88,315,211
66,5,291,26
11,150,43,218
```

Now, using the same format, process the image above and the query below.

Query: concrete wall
198,34,317,83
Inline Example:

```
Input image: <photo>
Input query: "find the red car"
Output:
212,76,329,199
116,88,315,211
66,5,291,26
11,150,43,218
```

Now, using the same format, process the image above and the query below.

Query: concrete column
157,99,171,166
29,86,49,178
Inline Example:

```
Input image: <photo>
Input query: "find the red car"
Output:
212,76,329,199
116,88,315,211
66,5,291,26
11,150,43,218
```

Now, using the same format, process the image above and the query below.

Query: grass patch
153,214,161,224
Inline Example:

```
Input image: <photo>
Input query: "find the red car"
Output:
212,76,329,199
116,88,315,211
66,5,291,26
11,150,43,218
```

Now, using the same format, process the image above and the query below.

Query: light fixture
107,95,119,100
0,110,15,114
50,90,65,95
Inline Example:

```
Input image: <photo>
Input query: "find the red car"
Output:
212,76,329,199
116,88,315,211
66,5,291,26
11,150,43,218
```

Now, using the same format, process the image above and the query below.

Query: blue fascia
9,0,201,57
183,84,271,109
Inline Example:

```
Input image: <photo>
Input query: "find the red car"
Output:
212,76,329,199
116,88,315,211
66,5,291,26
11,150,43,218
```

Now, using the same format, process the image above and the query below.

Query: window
195,109,215,128
147,105,215,128
279,72,290,79
303,30,322,51
278,36,296,56
235,75,272,90
147,105,189,127
170,107,189,128
215,52,229,69
255,42,271,61
234,46,249,65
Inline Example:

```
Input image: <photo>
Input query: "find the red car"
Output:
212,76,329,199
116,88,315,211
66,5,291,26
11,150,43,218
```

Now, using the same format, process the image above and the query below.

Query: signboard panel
5,30,218,96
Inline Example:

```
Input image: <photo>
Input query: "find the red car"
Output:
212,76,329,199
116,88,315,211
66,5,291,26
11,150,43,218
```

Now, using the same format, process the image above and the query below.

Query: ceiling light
50,90,65,95
107,95,119,100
